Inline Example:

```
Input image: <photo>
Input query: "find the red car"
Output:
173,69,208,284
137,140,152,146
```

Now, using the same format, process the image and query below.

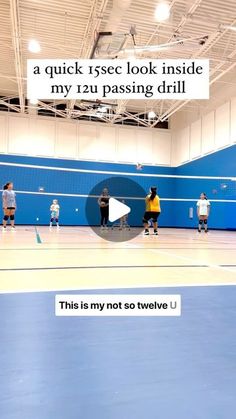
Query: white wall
0,112,172,166
171,97,236,166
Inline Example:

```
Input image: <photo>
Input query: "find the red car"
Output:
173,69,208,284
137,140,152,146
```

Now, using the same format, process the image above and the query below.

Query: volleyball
136,163,143,171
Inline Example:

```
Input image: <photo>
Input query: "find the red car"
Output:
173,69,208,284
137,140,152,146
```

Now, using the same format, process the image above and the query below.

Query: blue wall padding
175,145,236,177
0,144,235,229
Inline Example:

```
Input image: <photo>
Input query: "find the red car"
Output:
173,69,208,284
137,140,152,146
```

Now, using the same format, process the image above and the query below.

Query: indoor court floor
0,226,236,292
0,227,236,419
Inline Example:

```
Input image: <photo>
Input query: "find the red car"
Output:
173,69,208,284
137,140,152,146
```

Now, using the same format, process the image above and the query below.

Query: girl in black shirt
98,188,110,230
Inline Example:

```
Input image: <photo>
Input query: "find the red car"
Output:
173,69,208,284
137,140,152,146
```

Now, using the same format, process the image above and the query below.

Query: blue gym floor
0,285,236,419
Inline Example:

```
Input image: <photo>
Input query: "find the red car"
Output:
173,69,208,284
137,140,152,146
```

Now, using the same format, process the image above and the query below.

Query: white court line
1,188,236,203
145,245,236,275
1,229,235,294
154,230,236,241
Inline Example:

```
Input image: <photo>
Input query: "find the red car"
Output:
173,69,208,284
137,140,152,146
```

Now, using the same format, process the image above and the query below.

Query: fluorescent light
224,25,236,32
28,39,41,53
155,2,170,22
127,49,136,60
99,106,107,113
148,110,156,119
29,98,38,105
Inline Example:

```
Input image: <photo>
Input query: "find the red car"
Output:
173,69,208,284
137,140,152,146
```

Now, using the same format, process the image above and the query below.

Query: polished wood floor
0,226,235,293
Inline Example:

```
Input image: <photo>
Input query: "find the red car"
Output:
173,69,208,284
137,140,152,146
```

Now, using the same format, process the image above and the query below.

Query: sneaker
11,226,16,232
56,225,60,230
2,226,6,232
198,228,201,233
205,229,208,233
153,230,158,235
144,230,149,236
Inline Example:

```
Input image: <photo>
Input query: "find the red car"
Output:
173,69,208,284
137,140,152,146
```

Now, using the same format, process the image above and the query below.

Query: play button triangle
109,198,131,223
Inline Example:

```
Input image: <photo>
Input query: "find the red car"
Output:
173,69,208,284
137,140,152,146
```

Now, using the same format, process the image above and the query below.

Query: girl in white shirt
197,193,210,233
50,199,60,229
2,182,16,231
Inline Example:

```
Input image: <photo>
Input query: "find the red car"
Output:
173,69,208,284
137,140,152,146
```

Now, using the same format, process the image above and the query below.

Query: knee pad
199,220,203,225
204,219,207,224
3,215,9,221
55,218,58,223
10,214,15,221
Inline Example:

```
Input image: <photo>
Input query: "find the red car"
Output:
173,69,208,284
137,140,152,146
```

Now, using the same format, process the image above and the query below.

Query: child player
50,199,60,229
2,182,16,231
197,193,210,233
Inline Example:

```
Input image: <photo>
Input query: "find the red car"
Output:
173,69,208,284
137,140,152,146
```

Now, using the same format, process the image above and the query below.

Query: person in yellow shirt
143,187,161,235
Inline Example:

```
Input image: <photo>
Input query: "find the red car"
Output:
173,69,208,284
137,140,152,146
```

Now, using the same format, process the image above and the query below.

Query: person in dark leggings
2,182,17,232
197,192,210,233
143,186,161,236
98,188,110,230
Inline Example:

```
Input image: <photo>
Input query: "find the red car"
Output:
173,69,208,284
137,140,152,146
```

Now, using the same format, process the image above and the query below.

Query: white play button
109,198,131,223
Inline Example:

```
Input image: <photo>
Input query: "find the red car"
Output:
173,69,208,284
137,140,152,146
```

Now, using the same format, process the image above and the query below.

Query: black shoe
153,230,158,235
144,230,149,236
198,228,201,233
205,229,208,233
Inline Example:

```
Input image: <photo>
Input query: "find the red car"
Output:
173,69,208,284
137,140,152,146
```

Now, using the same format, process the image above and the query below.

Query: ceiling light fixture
28,39,41,53
222,25,236,32
29,98,38,105
148,110,156,119
99,106,108,113
127,48,136,60
155,2,170,22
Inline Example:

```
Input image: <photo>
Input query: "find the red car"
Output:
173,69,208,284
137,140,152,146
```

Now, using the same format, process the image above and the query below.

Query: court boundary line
146,247,236,275
1,247,236,251
34,226,42,244
0,263,236,272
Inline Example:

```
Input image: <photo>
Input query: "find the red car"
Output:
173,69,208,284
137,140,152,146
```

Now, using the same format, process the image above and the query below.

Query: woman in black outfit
98,188,110,230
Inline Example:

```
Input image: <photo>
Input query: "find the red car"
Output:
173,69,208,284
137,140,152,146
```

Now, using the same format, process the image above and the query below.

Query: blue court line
1,264,235,272
34,227,42,244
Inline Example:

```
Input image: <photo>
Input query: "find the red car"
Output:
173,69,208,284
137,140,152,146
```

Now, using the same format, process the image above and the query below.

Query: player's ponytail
149,187,157,201
3,182,11,190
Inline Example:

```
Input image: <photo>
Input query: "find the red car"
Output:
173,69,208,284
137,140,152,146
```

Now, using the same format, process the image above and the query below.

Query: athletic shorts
199,215,208,220
143,211,160,222
7,207,15,210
